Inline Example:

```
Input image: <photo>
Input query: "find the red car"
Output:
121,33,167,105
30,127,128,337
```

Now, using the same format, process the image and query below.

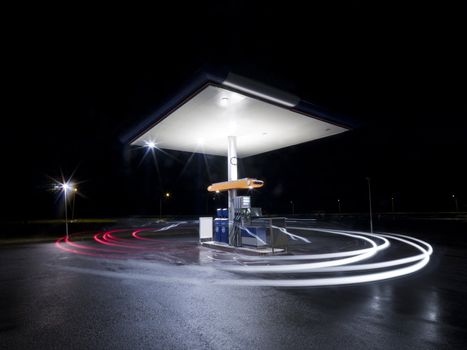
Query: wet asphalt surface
1,220,466,350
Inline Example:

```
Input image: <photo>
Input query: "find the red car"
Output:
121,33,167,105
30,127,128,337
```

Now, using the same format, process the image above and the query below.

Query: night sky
2,2,465,220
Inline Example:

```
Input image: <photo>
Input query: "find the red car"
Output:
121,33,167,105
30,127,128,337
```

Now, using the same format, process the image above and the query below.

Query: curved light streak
55,224,181,258
238,228,390,261
271,225,311,243
54,221,433,288
239,226,267,245
279,232,433,273
222,231,432,285
217,256,430,287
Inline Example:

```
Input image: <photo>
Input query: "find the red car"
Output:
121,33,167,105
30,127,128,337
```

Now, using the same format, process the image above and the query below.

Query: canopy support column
227,136,238,245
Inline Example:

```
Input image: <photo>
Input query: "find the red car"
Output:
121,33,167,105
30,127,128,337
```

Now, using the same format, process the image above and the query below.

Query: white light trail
221,230,432,286
272,225,311,243
240,226,267,245
238,228,390,261
216,256,430,287
56,220,433,288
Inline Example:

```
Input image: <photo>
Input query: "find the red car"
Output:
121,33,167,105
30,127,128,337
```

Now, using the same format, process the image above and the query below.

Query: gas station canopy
124,67,357,247
126,68,354,157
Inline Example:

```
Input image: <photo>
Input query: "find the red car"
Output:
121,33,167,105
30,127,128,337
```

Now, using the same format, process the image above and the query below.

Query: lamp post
64,187,68,239
337,199,341,213
52,179,76,239
366,177,373,233
452,194,459,212
160,192,171,219
391,195,395,212
144,141,169,219
71,187,78,221
290,201,295,215
60,182,73,240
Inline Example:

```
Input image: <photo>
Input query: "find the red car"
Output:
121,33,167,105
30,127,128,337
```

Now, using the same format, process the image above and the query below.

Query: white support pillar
227,136,237,245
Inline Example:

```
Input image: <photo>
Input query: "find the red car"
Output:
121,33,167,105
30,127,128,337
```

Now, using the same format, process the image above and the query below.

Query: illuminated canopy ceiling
128,71,353,158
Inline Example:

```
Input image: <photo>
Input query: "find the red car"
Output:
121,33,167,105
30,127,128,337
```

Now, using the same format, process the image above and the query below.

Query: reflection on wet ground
1,219,466,349
54,221,433,287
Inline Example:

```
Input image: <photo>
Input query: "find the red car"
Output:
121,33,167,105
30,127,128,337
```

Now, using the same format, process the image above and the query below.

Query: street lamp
391,195,395,212
160,192,171,219
366,177,373,233
71,187,78,221
59,182,73,239
290,201,295,215
337,199,341,213
452,194,459,212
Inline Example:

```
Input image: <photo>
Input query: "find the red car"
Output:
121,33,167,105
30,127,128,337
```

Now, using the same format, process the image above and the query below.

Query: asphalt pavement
1,220,466,350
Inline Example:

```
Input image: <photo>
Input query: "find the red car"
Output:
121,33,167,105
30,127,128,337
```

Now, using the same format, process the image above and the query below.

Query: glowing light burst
136,139,181,178
51,179,76,195
55,221,432,288
49,170,82,203
145,140,157,149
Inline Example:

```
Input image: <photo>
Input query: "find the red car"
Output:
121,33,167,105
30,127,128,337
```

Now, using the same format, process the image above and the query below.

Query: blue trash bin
214,218,222,242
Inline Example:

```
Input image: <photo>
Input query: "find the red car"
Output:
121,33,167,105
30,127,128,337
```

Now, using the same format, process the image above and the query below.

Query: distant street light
366,177,373,233
290,201,295,216
337,199,342,213
391,195,395,212
160,192,171,219
452,194,459,212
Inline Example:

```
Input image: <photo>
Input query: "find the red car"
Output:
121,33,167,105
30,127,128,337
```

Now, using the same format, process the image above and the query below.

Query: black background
2,1,466,219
